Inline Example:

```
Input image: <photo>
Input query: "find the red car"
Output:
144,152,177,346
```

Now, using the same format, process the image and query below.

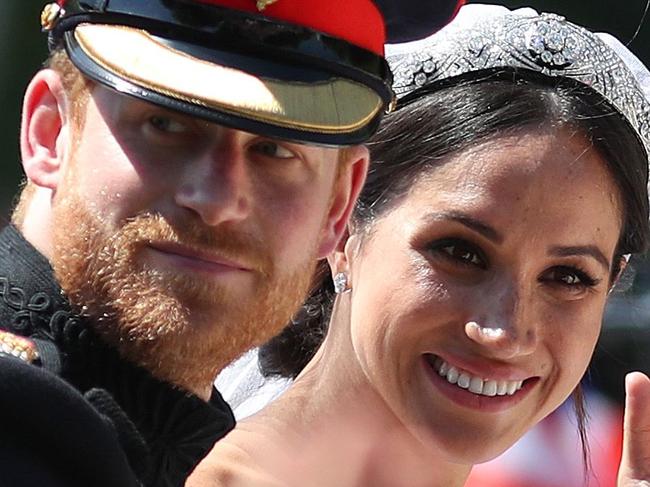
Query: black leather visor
49,0,393,145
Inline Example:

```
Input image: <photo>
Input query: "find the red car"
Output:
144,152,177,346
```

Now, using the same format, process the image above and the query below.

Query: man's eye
148,115,187,134
250,141,296,159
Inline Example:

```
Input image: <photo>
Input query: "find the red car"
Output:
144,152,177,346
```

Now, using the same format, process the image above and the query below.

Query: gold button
41,3,63,32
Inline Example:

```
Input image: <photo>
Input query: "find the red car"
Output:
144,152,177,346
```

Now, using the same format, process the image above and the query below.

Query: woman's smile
189,9,650,481
422,353,540,413
342,128,621,463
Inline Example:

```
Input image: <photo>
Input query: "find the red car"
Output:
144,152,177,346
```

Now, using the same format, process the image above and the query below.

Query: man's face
48,85,355,395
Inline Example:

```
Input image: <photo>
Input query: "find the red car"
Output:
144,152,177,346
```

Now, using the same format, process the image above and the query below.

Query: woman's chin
430,432,519,467
404,371,539,466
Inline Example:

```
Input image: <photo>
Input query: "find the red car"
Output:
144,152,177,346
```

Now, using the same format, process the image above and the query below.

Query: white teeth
457,373,471,389
469,377,484,394
483,380,498,397
430,355,526,398
438,360,449,376
446,366,459,384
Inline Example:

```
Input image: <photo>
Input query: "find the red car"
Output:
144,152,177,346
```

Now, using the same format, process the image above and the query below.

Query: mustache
120,213,272,276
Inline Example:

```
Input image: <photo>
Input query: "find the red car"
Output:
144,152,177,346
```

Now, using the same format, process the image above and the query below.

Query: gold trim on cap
41,2,63,31
74,24,382,134
256,0,280,11
0,330,39,364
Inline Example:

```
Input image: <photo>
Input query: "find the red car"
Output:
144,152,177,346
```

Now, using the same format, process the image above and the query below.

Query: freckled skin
188,128,626,487
346,129,622,464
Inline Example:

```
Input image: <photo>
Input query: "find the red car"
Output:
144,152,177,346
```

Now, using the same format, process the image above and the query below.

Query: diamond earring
333,272,350,294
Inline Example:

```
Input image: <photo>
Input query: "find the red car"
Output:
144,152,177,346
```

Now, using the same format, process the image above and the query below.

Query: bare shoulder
188,438,285,487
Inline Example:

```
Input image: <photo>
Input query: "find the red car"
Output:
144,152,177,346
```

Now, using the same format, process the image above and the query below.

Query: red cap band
195,0,386,55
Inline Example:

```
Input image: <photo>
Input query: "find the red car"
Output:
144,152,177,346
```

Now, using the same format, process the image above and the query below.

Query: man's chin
50,194,317,395
102,269,311,395
55,243,315,395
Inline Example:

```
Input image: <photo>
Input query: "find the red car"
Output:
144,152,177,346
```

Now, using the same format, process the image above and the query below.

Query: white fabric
386,5,534,56
215,349,292,420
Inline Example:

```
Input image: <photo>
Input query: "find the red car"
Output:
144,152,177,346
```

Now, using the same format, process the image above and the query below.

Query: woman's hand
618,372,650,486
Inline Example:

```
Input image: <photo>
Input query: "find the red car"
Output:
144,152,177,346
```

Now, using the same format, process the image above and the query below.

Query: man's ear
317,145,369,258
20,69,71,191
326,231,361,280
326,227,350,275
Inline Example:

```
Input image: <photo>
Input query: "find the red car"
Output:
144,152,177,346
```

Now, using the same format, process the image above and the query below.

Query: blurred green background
1,1,649,219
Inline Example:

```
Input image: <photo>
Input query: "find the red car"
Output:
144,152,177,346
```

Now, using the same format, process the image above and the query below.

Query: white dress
215,349,293,420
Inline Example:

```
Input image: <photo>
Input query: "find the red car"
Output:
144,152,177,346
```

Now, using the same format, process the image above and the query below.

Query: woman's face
345,129,622,464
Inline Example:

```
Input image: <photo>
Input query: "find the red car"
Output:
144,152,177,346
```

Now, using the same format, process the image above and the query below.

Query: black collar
0,224,235,486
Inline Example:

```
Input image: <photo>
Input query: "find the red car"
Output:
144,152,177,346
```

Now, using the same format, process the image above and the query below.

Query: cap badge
256,0,279,11
41,2,63,32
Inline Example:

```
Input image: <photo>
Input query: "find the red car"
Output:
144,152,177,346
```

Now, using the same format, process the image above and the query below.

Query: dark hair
261,72,650,380
258,72,649,479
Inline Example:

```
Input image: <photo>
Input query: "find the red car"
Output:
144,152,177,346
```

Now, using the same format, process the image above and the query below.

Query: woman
191,6,650,486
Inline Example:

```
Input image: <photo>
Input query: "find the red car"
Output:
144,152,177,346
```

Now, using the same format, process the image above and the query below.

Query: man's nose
464,282,537,360
173,142,252,226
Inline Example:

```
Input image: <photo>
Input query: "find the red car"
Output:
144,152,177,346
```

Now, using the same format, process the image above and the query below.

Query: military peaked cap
42,0,463,145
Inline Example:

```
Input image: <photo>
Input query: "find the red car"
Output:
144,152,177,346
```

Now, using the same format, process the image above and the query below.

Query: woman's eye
430,240,486,268
250,141,296,159
148,115,188,134
560,274,580,285
543,266,598,288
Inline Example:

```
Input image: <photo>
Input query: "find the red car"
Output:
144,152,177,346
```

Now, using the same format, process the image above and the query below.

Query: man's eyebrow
421,211,503,243
549,245,611,271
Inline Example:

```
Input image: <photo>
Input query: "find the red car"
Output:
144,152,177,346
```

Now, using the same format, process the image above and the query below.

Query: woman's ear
20,69,71,191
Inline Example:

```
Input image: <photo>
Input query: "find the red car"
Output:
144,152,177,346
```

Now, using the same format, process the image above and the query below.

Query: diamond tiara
388,10,650,157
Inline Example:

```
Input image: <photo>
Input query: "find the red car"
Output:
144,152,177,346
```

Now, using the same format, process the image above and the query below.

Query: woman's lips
422,353,539,413
431,351,536,382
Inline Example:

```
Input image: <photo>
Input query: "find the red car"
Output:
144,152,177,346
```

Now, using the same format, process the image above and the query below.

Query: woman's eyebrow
548,245,610,271
422,211,503,243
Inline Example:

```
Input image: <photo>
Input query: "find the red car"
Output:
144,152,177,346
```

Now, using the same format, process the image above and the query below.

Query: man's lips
146,241,253,272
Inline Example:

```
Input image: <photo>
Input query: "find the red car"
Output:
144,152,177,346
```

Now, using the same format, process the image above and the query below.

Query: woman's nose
465,321,537,359
464,286,538,360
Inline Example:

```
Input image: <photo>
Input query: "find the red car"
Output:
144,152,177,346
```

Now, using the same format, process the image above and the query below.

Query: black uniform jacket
0,225,235,486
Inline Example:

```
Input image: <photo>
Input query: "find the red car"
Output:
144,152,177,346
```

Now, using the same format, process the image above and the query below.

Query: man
0,0,462,485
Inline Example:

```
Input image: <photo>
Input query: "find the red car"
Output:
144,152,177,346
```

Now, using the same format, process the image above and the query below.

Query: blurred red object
466,392,622,487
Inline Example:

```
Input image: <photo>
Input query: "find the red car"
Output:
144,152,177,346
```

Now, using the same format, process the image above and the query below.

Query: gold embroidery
41,3,63,32
0,330,39,364
256,0,279,11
